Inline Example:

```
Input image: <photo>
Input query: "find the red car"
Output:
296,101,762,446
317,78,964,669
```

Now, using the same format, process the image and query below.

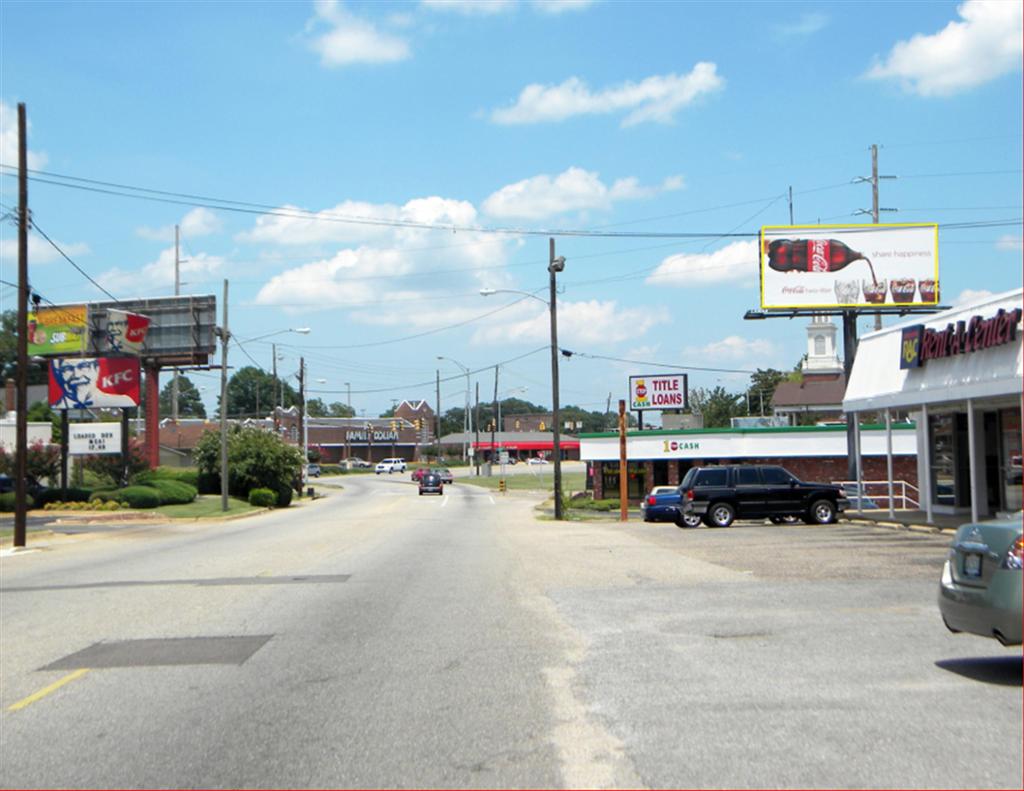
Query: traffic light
539,421,546,431
414,418,421,430
498,479,506,493
390,420,397,432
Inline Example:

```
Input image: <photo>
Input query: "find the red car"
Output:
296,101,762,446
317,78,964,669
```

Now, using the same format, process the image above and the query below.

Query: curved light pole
481,238,565,519
437,355,471,461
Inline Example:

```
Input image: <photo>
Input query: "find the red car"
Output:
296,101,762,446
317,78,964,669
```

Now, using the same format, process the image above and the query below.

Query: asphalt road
1,474,1021,789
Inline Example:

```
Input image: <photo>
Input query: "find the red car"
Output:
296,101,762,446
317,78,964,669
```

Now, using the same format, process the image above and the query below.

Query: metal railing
833,480,920,510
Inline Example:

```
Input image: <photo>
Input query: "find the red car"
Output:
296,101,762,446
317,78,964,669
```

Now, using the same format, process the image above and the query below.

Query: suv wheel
676,512,702,528
809,499,836,525
708,502,735,528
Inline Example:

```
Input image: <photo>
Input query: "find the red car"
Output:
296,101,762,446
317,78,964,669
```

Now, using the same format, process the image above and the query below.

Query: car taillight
685,489,694,501
1001,536,1024,570
647,496,656,506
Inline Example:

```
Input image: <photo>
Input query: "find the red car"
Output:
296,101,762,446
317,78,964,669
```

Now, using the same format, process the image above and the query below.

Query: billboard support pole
144,363,160,469
843,310,858,482
121,408,130,486
60,410,68,496
618,399,628,522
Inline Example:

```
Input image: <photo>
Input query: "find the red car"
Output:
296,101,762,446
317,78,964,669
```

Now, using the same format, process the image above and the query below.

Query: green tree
82,436,150,486
328,402,354,417
159,375,207,419
304,399,352,418
193,425,303,501
0,310,48,385
690,386,743,428
221,366,297,418
746,368,788,416
306,397,328,417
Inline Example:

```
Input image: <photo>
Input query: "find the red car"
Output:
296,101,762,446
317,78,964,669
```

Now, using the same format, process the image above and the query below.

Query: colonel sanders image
50,358,137,409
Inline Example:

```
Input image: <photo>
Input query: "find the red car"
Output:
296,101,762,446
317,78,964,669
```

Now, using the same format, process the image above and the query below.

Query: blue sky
1,0,1021,420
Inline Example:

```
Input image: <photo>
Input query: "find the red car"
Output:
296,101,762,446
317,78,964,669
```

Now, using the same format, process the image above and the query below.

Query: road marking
441,495,449,508
7,668,89,712
488,495,495,505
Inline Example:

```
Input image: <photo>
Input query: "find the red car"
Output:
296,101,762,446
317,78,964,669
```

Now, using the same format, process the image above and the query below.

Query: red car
411,468,429,482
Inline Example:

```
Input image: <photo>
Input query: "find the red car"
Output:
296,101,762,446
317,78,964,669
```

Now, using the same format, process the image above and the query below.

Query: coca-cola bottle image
767,238,876,282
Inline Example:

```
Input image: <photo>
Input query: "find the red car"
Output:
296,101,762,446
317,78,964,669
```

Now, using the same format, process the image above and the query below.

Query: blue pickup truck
641,485,702,527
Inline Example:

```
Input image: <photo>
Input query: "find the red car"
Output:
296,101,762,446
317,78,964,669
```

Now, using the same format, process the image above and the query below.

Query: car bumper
682,502,708,516
837,497,850,512
938,561,1023,645
420,486,443,494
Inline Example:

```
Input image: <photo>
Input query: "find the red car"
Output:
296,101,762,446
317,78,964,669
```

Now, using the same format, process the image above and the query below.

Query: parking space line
7,669,90,712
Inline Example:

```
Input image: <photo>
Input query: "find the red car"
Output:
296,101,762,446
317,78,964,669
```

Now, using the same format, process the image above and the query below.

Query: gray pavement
1,475,1020,789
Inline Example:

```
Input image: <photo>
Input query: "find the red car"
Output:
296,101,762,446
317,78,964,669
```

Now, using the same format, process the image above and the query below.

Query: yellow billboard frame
759,222,940,310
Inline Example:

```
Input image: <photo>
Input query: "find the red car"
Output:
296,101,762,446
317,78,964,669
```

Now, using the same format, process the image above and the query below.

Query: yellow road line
7,669,89,712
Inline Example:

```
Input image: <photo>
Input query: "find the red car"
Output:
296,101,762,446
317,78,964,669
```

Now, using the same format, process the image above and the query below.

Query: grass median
460,470,587,493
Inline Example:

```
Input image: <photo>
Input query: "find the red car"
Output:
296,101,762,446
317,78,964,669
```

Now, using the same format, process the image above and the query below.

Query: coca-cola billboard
760,223,938,310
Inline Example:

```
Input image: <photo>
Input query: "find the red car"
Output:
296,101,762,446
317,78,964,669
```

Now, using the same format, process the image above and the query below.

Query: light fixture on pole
480,243,566,520
437,356,471,462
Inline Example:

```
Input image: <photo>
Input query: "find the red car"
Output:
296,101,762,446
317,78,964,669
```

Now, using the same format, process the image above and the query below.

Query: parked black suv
679,465,849,528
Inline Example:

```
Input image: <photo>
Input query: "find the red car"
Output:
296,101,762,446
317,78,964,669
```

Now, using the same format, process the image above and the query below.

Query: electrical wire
566,350,757,375
29,218,121,303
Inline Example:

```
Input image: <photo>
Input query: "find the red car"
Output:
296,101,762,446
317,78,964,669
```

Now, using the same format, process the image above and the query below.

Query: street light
481,239,565,519
437,356,471,462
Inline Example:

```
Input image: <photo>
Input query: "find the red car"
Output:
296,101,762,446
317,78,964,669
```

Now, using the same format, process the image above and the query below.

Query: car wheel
769,516,784,524
809,499,836,524
677,512,702,528
708,502,735,528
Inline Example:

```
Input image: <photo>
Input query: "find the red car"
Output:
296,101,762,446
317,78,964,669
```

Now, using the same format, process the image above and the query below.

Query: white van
375,457,407,474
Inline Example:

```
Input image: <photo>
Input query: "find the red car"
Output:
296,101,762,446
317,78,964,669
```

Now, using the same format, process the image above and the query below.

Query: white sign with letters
69,423,122,455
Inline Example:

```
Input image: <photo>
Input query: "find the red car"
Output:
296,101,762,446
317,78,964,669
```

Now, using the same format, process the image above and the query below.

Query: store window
1001,408,1022,512
814,335,826,355
930,414,956,506
602,463,647,500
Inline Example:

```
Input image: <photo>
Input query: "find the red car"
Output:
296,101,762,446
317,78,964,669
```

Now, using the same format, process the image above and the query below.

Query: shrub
89,490,120,504
82,436,150,486
0,492,34,511
248,488,277,507
35,488,93,507
148,467,199,487
26,440,61,481
194,427,303,500
114,486,161,509
148,479,197,505
275,483,293,508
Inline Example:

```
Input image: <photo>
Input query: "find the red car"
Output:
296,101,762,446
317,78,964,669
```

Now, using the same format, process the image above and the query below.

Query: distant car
305,463,321,478
527,457,548,465
418,472,444,496
0,473,47,499
375,458,407,474
939,512,1022,646
346,458,372,469
435,468,454,484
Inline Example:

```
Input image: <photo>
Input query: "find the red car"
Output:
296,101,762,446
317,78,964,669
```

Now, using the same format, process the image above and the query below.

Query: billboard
629,374,689,412
27,305,87,356
760,223,939,310
103,309,151,354
49,357,141,409
69,423,122,455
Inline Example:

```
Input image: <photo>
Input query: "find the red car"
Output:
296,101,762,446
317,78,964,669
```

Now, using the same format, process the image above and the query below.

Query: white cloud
531,0,595,13
646,240,759,287
0,236,89,265
421,0,515,14
98,247,226,296
490,63,724,126
775,12,828,37
308,0,411,67
996,234,1023,251
953,288,994,306
865,0,1023,96
685,335,777,361
482,166,683,220
137,208,223,242
0,101,47,170
472,299,668,345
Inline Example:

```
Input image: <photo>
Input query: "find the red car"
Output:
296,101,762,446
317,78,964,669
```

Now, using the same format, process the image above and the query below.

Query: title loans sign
629,374,689,412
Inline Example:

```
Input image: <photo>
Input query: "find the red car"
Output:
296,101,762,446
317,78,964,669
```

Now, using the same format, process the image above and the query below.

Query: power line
565,350,757,375
29,217,121,303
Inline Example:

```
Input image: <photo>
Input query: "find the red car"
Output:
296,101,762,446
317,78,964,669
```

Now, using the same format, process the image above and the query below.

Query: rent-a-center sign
629,374,689,413
899,307,1022,369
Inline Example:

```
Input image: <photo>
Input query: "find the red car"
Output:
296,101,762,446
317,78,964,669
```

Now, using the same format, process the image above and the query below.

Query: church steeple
802,314,842,377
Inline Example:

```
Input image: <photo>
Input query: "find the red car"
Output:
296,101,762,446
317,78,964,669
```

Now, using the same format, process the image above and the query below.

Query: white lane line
488,495,495,505
441,495,449,507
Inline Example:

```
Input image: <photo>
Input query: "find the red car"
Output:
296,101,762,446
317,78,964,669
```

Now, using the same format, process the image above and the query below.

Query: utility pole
13,103,28,547
218,279,229,512
618,399,628,522
855,144,897,331
549,237,565,520
435,369,441,459
490,365,498,473
474,381,481,476
345,382,352,414
298,357,306,486
788,185,794,225
171,224,180,420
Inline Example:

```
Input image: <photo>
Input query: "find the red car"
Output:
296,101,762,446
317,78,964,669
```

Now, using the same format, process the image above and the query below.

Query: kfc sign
49,357,141,409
